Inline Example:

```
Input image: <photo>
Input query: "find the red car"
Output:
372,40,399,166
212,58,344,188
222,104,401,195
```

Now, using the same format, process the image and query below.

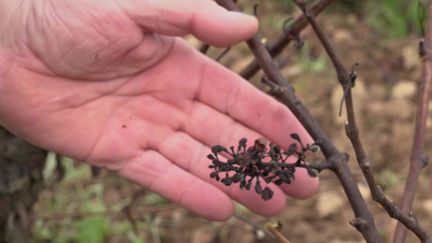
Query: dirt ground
32,2,432,243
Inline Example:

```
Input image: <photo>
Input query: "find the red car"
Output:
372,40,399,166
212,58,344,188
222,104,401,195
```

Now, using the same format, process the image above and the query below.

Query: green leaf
74,216,109,243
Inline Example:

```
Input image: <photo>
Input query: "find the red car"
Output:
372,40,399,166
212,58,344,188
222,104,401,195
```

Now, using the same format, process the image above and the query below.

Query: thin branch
216,47,232,62
291,0,432,242
306,161,335,172
264,222,291,243
199,43,211,54
393,1,432,242
216,0,383,242
292,1,349,83
240,0,335,79
233,213,276,240
122,190,147,233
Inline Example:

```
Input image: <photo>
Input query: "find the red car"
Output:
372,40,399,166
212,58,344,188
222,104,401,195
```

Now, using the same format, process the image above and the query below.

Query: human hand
0,0,318,220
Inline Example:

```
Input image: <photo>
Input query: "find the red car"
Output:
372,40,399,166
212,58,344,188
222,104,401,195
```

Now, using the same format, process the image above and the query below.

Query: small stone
402,44,420,70
384,100,413,120
184,35,201,49
422,199,432,214
316,191,345,218
191,225,216,243
358,183,371,201
333,29,353,43
392,81,416,100
282,65,302,78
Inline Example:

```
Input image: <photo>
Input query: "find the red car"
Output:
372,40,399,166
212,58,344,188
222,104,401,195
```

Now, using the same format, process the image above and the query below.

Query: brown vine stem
292,0,432,242
264,222,291,243
393,1,432,242
239,0,334,79
216,0,383,242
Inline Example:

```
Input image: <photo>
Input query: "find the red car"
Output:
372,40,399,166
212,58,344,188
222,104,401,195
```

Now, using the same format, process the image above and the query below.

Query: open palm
0,0,318,220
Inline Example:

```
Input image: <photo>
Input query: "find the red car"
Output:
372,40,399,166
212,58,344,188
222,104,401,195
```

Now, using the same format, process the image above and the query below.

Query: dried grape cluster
207,133,319,200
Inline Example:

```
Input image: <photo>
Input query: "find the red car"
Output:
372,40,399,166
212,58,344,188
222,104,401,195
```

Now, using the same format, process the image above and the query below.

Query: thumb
123,0,258,47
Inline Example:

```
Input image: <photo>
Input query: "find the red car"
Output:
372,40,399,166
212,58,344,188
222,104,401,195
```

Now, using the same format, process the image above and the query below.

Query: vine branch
393,1,432,242
239,0,335,79
216,0,383,242
292,0,431,242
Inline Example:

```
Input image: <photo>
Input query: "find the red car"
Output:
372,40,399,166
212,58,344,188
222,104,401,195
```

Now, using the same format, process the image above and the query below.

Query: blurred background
3,0,432,242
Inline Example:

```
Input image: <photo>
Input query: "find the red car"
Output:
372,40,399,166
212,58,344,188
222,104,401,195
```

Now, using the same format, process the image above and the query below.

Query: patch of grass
75,216,110,243
33,159,171,242
342,0,426,38
377,169,399,189
295,43,327,73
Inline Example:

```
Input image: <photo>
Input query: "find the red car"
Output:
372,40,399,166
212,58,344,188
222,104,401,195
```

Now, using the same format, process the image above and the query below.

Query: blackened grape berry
207,133,318,201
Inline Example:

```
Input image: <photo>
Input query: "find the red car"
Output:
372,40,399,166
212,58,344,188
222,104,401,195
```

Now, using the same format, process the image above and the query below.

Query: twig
233,213,276,240
305,161,335,172
393,1,432,242
291,0,432,242
264,222,291,243
122,190,147,233
216,47,232,62
240,0,335,79
216,0,383,242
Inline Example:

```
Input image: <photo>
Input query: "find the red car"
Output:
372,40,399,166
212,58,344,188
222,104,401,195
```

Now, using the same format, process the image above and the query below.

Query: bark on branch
292,0,431,241
239,0,335,79
393,1,432,242
216,0,384,242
